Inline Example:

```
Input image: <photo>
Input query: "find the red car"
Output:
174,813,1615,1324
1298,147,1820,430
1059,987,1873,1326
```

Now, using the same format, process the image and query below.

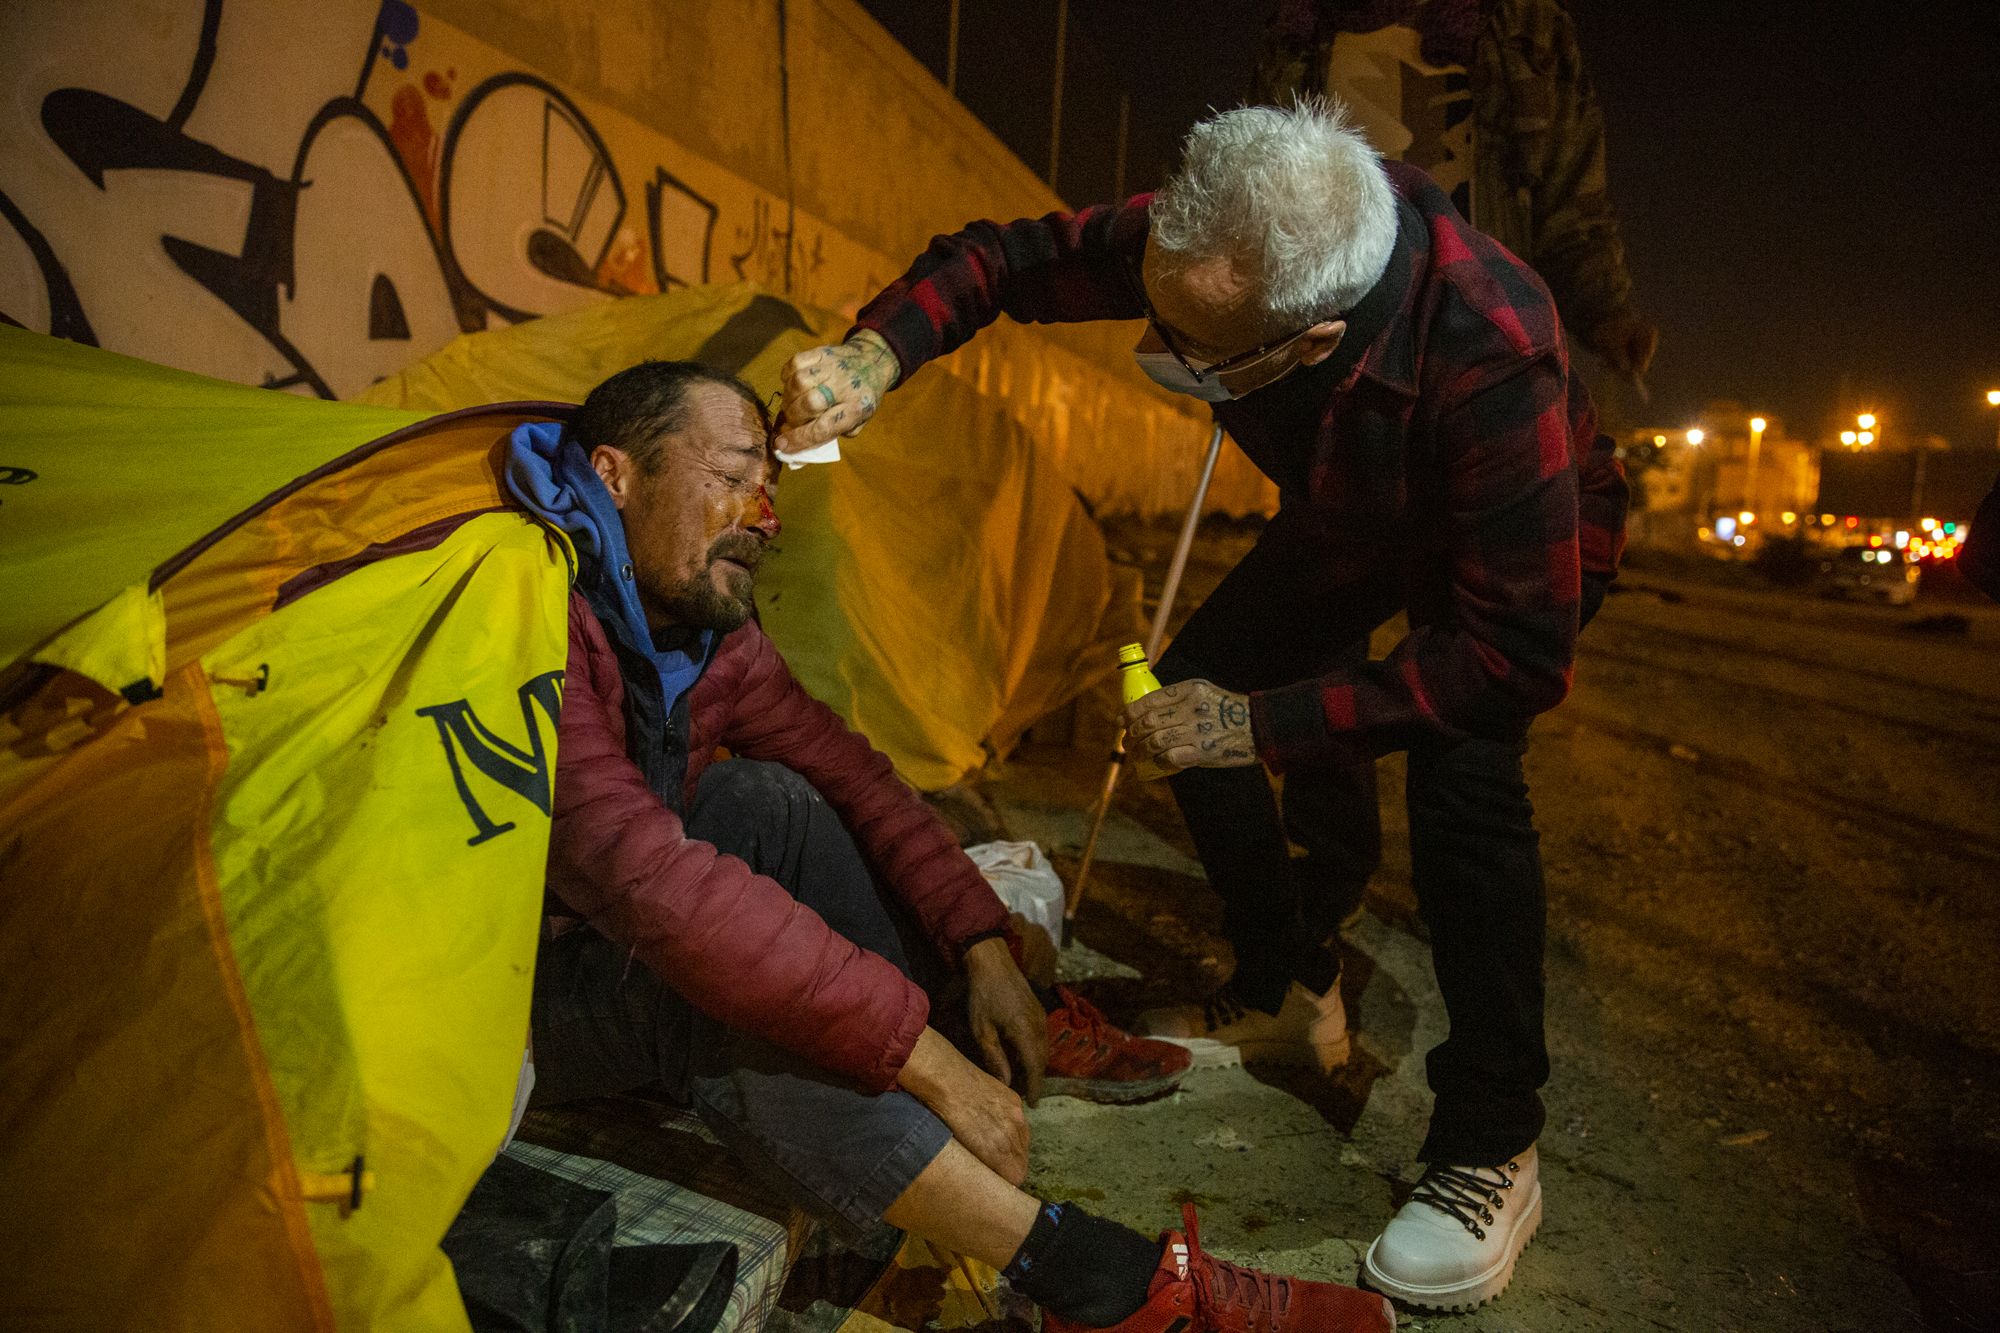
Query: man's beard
659,533,764,631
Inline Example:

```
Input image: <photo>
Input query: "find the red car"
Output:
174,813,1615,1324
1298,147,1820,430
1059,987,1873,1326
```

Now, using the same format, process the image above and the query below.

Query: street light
1746,416,1767,514
1684,429,1710,527
1987,390,2000,450
1857,412,1877,430
1840,430,1858,445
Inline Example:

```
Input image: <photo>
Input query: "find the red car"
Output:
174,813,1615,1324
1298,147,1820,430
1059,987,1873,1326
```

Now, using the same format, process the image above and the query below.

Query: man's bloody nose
752,486,781,539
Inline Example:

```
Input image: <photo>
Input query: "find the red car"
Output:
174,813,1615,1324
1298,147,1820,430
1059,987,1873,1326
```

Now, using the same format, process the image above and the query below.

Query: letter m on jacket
418,669,565,846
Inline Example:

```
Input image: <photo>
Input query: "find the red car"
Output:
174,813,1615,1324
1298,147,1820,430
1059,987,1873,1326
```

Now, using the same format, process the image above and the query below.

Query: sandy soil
991,528,2000,1332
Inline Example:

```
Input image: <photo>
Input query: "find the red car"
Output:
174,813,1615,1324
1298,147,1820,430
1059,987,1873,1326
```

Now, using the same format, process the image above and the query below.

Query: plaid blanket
509,1093,1026,1333
510,1095,813,1333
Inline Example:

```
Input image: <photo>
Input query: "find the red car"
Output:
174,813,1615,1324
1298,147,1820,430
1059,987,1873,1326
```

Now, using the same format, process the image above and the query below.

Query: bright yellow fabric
27,581,166,696
361,283,1137,789
0,666,336,1331
205,511,565,1333
157,410,549,674
0,323,424,675
0,327,570,1331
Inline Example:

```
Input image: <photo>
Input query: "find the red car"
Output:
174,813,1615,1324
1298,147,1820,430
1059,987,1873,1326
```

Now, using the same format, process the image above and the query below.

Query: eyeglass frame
1123,252,1327,383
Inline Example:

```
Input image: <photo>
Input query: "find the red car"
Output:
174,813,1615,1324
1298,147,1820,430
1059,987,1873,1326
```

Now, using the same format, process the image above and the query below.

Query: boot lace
1052,987,1118,1056
1408,1159,1519,1241
1181,1205,1291,1328
1199,982,1252,1033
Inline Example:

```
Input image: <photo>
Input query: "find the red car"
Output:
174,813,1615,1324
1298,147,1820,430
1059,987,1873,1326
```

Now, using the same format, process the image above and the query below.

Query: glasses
1124,254,1319,383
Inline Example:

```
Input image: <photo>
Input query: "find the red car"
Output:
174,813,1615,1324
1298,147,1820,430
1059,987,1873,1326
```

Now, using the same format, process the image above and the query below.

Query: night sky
858,1,2000,449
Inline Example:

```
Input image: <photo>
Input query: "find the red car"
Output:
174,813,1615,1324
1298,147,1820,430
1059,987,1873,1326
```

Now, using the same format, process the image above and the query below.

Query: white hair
1150,98,1399,331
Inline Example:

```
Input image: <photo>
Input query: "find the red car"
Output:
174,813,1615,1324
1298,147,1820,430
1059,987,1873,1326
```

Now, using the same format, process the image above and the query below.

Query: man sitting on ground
503,360,1394,1333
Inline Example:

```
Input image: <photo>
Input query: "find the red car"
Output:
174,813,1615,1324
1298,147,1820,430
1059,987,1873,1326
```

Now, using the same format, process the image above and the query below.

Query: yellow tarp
361,282,1137,789
1,330,570,1330
0,324,425,678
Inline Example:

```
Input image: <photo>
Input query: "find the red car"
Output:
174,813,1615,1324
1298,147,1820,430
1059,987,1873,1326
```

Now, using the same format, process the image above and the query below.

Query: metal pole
1048,0,1068,191
1065,422,1226,940
945,0,960,95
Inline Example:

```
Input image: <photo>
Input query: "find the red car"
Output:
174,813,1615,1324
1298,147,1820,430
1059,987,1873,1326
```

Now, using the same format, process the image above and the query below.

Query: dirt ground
987,525,2000,1332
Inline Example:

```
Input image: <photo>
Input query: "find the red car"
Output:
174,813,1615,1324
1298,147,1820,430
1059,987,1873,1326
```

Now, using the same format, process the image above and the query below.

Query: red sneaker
1046,1205,1395,1333
1045,986,1193,1103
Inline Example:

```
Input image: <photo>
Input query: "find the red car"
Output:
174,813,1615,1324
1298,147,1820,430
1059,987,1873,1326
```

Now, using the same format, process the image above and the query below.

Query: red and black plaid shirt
853,161,1627,771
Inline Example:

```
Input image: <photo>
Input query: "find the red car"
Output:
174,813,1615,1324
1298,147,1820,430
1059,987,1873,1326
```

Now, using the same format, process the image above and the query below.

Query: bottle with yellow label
1116,643,1169,781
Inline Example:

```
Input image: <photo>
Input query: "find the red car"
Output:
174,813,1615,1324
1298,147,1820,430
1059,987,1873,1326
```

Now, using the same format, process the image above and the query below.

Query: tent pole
1064,420,1225,944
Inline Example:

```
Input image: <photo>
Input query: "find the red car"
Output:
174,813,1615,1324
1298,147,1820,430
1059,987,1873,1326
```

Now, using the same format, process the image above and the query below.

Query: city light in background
1745,416,1767,508
1644,392,1986,574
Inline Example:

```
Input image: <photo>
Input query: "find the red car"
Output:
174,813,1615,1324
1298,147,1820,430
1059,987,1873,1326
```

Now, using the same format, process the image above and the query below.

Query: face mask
1134,349,1236,402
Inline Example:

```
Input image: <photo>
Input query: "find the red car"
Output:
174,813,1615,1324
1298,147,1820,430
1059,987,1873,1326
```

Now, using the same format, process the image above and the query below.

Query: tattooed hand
1123,679,1261,771
774,330,899,454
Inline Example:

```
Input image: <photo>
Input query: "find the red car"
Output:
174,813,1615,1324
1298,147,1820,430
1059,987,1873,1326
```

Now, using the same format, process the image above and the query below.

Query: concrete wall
0,0,1274,516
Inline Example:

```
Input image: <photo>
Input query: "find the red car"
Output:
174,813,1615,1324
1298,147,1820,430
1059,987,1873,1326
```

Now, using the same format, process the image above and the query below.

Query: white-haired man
776,101,1626,1312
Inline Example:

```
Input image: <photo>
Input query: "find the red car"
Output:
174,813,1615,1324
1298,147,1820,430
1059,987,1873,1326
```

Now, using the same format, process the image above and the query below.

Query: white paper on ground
965,839,1065,956
1151,1035,1245,1069
774,439,842,469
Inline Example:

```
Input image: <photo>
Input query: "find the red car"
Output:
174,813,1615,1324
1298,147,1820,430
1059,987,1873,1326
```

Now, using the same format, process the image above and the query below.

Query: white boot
1361,1146,1542,1311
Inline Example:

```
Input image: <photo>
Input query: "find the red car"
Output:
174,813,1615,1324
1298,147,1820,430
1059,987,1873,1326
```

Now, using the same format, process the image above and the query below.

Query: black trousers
1155,509,1579,1164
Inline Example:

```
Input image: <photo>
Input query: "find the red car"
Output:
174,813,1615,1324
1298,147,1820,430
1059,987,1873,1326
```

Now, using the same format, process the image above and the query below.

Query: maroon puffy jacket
547,592,1010,1092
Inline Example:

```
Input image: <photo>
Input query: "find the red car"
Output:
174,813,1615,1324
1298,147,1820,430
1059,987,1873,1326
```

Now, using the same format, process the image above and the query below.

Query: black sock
1002,1202,1163,1326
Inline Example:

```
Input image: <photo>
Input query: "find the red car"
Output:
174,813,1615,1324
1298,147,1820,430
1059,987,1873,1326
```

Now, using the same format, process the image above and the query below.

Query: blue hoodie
505,421,714,713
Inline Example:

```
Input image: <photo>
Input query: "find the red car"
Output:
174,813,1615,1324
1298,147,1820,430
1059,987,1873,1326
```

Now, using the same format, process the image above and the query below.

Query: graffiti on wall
0,0,862,399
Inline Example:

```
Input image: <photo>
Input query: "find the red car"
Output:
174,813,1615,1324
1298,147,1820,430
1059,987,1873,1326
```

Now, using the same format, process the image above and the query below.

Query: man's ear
1296,320,1347,368
590,445,634,509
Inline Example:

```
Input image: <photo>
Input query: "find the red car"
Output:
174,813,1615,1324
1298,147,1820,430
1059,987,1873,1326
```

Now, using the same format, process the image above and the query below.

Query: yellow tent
1,295,1131,1328
2,326,572,1330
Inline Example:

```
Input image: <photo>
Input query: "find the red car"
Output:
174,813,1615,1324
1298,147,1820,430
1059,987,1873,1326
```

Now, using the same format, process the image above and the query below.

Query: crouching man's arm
898,1027,1031,1184
962,935,1046,1106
